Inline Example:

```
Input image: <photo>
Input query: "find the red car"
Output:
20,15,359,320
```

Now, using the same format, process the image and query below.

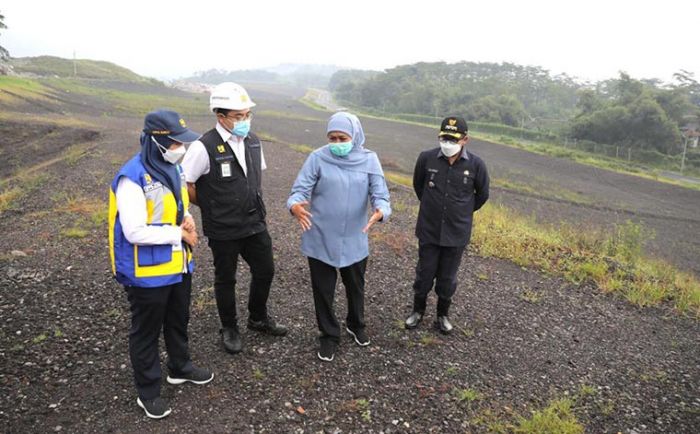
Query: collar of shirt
436,145,469,161
215,122,244,146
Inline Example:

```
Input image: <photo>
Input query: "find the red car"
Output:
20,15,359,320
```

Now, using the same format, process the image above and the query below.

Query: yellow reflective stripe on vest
108,189,118,275
134,180,184,278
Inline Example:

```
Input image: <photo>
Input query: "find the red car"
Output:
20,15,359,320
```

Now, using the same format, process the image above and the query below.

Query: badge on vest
221,162,232,178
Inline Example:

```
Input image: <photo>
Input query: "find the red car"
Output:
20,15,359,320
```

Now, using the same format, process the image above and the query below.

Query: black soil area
0,120,99,178
1,102,698,433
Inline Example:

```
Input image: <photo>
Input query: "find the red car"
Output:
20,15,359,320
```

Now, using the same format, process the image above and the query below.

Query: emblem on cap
241,95,249,102
449,119,457,126
179,118,186,127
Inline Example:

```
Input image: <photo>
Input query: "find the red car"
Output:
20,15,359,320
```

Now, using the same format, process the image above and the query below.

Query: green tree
0,12,8,61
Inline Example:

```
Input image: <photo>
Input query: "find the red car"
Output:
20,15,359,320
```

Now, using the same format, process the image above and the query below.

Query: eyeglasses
223,112,253,122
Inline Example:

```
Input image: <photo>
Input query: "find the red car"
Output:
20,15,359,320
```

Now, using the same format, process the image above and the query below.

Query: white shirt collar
215,122,243,144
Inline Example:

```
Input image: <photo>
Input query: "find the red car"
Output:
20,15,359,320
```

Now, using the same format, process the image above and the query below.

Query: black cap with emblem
438,116,468,140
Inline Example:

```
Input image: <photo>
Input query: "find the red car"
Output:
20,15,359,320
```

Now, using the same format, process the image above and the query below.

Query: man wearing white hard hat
181,82,287,355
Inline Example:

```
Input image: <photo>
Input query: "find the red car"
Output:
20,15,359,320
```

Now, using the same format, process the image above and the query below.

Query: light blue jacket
287,146,391,268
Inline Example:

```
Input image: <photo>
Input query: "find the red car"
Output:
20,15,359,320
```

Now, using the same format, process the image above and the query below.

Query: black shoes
137,396,171,419
404,311,424,329
221,326,242,354
318,339,337,362
167,366,214,385
247,316,288,336
346,327,370,346
435,316,454,334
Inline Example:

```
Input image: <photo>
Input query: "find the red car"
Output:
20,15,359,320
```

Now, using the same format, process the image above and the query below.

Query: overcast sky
2,0,697,83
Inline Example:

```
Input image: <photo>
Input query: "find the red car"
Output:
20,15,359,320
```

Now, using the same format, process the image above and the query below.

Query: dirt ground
0,84,698,433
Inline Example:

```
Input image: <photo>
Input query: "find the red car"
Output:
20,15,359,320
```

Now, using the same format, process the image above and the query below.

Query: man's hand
290,201,313,232
362,209,383,233
182,215,196,233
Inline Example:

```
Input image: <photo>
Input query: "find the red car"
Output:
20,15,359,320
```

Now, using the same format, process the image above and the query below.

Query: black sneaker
346,327,370,346
136,396,171,419
435,316,454,334
248,316,288,336
317,339,336,362
221,326,242,354
404,311,423,329
167,366,214,385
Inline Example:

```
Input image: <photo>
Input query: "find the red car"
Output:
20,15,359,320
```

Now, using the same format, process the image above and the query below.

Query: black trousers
208,230,274,327
308,257,367,344
412,242,466,316
125,273,193,401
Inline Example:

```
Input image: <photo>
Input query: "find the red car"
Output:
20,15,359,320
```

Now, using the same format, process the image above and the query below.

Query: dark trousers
208,230,274,327
412,242,466,316
308,257,367,344
125,273,193,401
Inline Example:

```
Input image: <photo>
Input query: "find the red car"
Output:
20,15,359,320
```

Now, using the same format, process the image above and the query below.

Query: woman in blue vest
109,110,213,419
287,112,391,362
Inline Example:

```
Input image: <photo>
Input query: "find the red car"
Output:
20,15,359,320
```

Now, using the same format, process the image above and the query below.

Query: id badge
221,162,232,178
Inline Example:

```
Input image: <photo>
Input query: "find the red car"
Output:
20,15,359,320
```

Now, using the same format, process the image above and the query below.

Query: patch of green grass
45,78,204,116
515,398,584,434
355,399,371,422
520,288,543,304
419,333,438,346
0,173,50,214
577,384,597,398
445,365,458,376
256,110,322,122
299,90,332,112
0,186,23,213
384,171,413,188
11,56,150,82
474,131,700,192
472,204,700,316
493,177,592,205
32,333,48,345
256,131,281,143
53,328,64,338
456,388,482,403
252,368,264,380
61,227,89,239
289,144,315,154
106,308,121,319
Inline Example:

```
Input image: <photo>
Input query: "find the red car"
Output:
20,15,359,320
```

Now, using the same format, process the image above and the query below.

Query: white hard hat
209,82,256,112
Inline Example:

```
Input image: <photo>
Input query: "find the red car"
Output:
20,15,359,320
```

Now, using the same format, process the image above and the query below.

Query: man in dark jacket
181,82,287,355
405,116,490,334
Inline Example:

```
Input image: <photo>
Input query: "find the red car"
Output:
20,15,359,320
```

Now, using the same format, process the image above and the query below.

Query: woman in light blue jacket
287,112,391,362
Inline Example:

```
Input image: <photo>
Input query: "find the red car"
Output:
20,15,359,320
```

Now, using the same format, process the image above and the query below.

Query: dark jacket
413,146,489,246
195,129,267,240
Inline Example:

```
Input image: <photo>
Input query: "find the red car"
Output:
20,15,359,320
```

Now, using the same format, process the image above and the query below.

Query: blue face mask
232,120,251,137
329,141,353,157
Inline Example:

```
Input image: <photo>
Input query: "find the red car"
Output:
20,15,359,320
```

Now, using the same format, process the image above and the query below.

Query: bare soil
0,84,698,433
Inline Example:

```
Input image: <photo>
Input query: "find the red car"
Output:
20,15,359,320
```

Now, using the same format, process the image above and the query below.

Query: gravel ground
0,87,698,433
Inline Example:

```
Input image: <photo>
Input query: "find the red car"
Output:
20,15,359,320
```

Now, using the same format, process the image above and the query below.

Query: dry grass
472,204,700,316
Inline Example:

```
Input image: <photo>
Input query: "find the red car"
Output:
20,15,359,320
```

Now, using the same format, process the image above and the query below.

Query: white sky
2,0,698,83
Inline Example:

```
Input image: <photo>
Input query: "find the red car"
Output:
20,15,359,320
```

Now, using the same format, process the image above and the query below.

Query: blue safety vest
108,155,194,288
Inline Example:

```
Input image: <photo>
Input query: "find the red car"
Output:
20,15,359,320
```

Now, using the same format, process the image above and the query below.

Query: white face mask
152,137,186,165
439,140,462,157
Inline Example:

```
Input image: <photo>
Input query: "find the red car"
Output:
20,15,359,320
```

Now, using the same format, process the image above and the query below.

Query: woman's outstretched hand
291,201,313,232
363,209,383,233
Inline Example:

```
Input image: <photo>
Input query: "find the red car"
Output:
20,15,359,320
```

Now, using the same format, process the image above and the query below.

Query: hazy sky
2,0,697,83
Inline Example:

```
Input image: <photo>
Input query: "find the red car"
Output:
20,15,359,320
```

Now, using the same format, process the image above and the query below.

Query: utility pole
680,133,689,173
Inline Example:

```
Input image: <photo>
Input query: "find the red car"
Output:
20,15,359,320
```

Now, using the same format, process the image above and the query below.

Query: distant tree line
329,62,700,155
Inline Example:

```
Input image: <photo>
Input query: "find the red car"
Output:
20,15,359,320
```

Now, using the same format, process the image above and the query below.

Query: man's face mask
439,139,462,157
